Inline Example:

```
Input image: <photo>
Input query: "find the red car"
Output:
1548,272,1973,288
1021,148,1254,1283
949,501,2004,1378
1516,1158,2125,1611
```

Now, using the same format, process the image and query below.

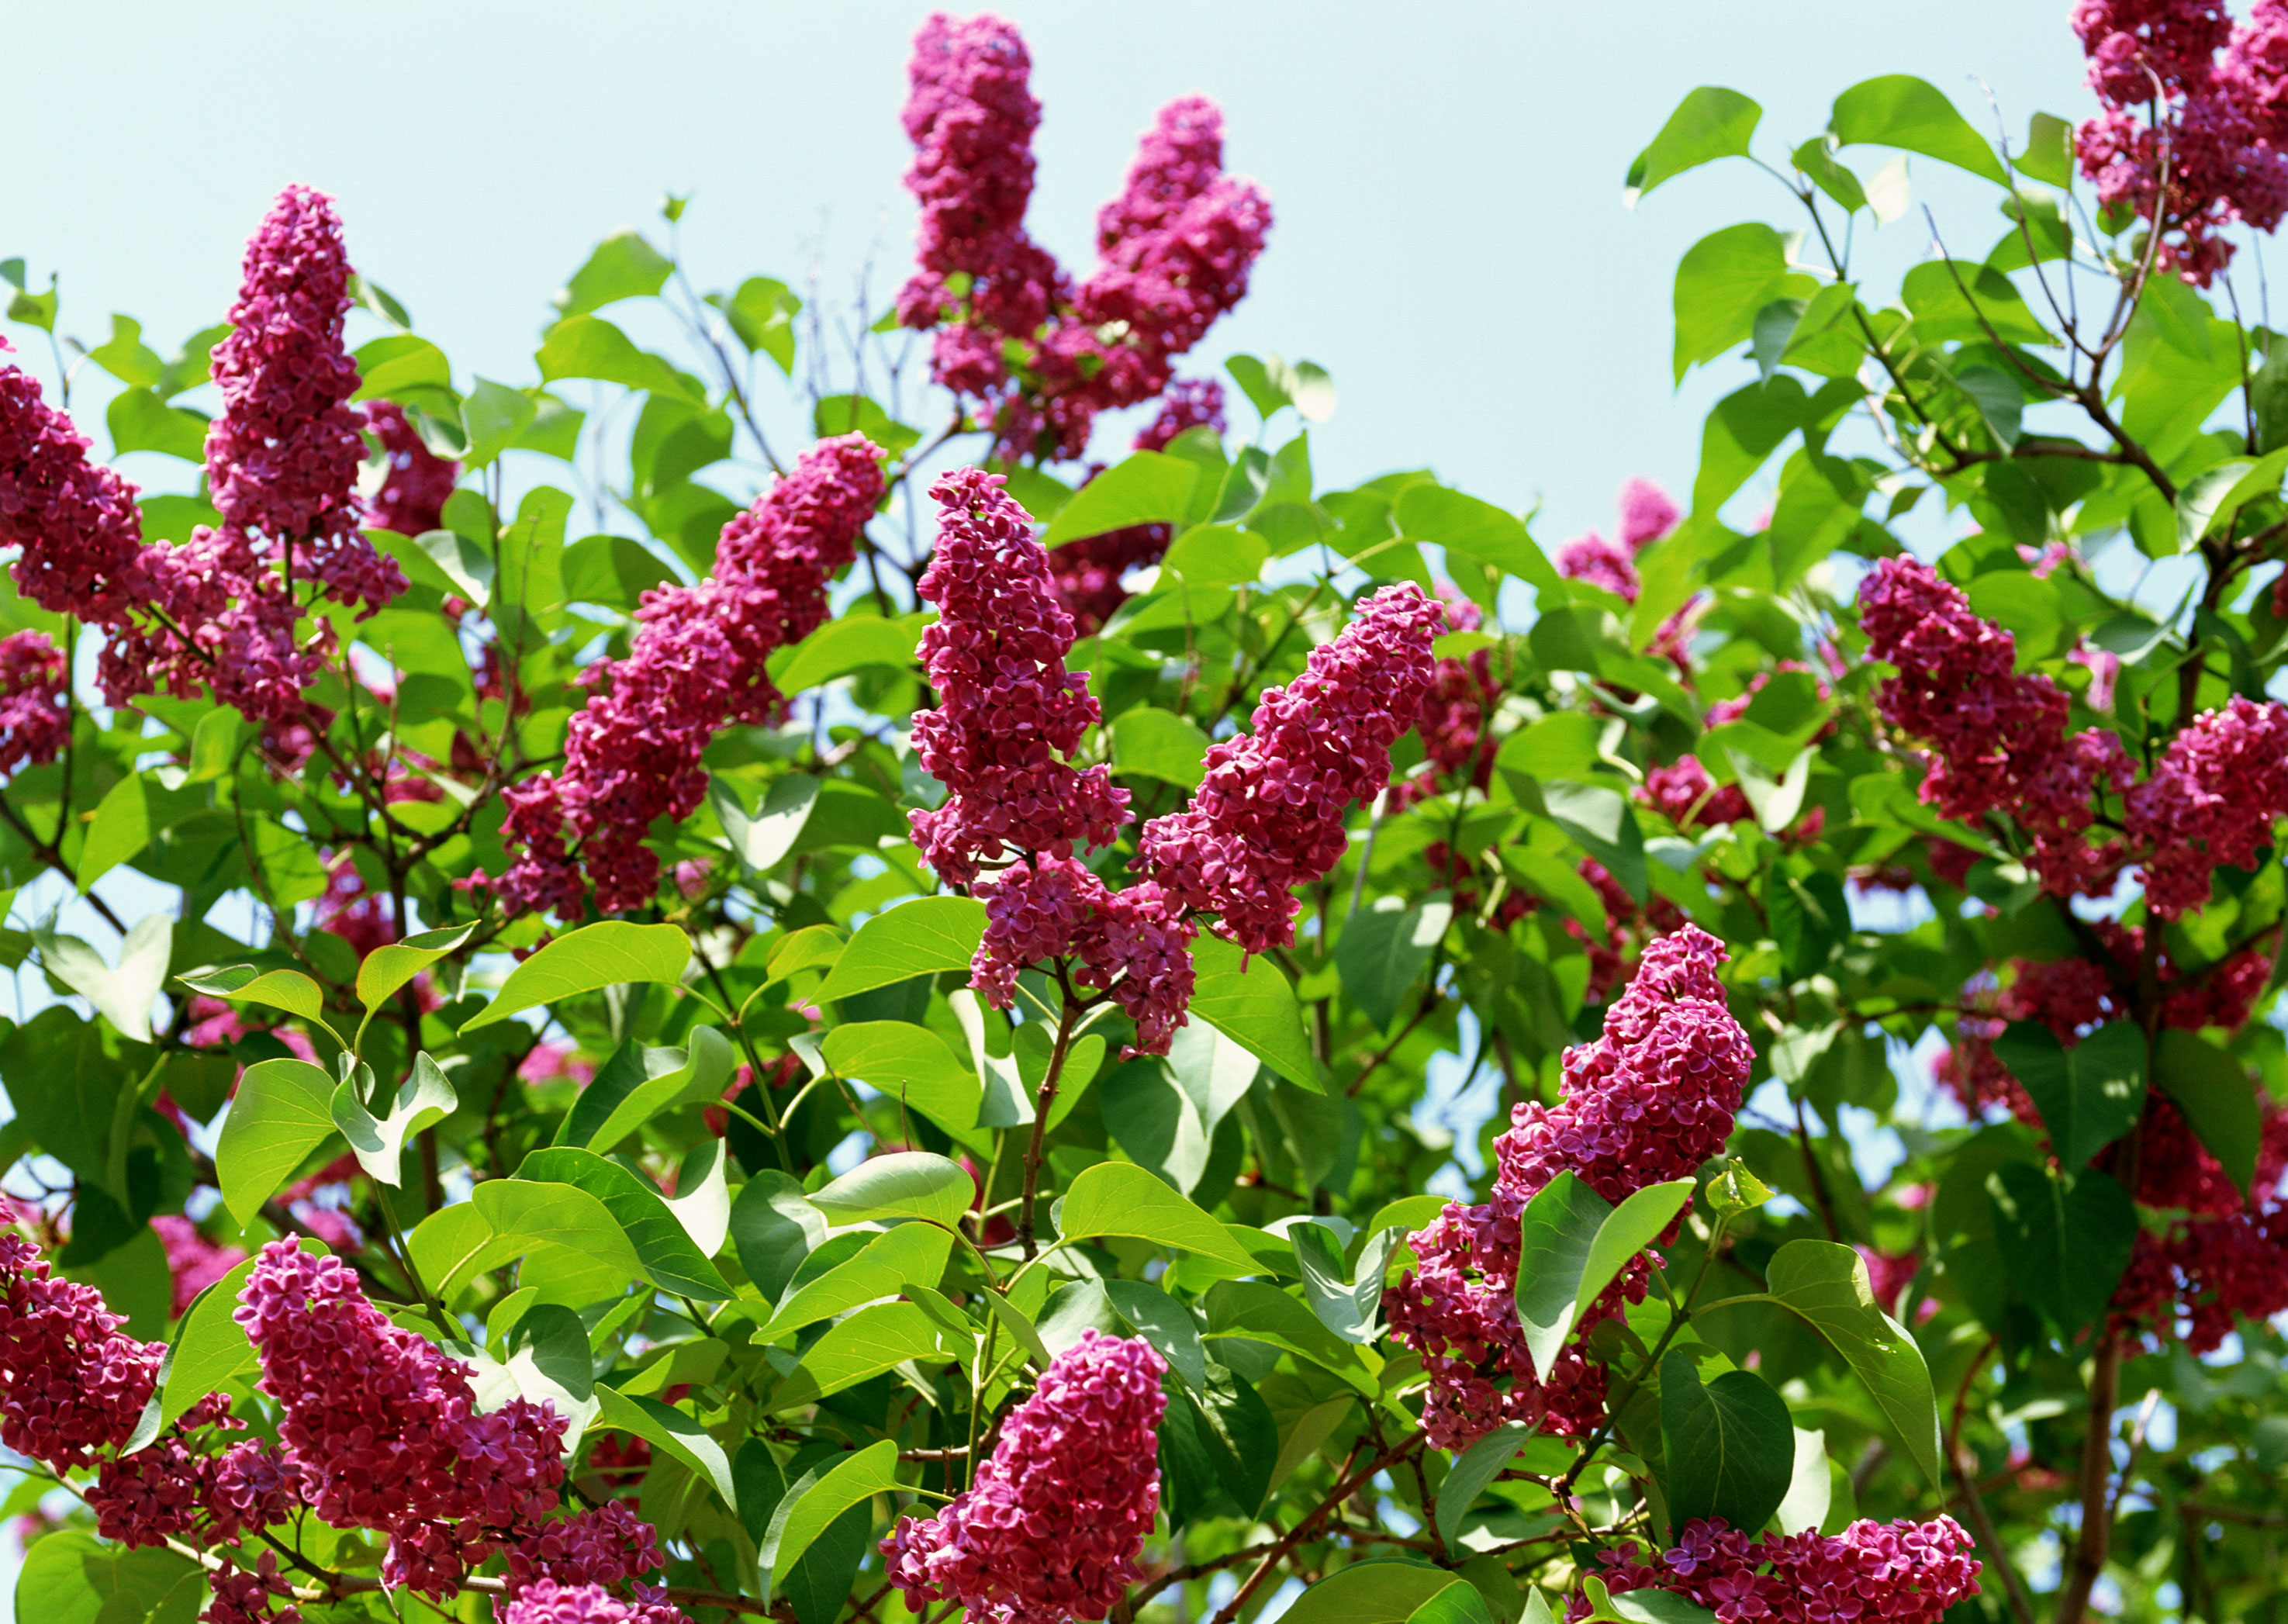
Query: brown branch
2053,1331,2124,1624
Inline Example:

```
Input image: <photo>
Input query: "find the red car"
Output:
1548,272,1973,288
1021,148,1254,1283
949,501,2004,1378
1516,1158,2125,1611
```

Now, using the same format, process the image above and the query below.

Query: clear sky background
2,0,2123,550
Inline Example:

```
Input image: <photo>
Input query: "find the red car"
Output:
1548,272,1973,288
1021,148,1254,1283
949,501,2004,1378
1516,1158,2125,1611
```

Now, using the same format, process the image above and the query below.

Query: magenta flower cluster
0,628,69,779
1555,475,1682,604
234,1241,570,1597
2073,0,2288,284
2124,693,2288,917
489,434,883,917
1139,581,1445,955
1638,755,1752,831
0,357,151,624
1577,1516,1982,1624
883,1329,1168,1624
1387,925,1752,1450
501,1579,686,1624
0,1233,163,1470
362,399,460,537
88,1393,299,1553
896,13,1269,461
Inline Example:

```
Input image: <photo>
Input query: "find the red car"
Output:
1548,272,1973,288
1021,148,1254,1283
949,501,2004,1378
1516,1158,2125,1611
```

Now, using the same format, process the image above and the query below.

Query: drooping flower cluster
0,628,70,778
908,470,1194,1053
1575,1516,1981,1624
235,1241,567,1597
2074,0,2288,283
1388,926,1752,1450
896,15,1268,460
911,468,1131,883
1139,581,1444,954
883,1330,1168,1624
1859,556,2137,899
487,434,883,916
0,1233,163,1470
204,1553,305,1624
1048,380,1228,634
363,399,460,537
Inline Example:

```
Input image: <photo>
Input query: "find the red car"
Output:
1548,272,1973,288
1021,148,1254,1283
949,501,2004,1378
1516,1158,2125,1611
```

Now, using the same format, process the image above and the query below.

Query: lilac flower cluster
1387,926,1752,1450
1139,582,1444,955
1576,1516,1982,1624
489,434,883,917
0,628,70,778
87,1393,299,1552
883,1330,1168,1624
2074,0,2288,284
895,14,1268,461
503,1500,666,1596
973,855,1195,1056
500,1580,686,1624
235,1241,567,1597
362,399,459,537
1555,476,1682,603
2124,693,2288,917
203,1553,304,1624
0,1232,163,1470
1638,755,1751,831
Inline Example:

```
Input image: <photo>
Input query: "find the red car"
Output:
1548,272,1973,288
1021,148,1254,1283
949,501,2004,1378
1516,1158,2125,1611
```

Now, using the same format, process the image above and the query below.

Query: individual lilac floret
0,1232,163,1471
1575,1515,1982,1624
1386,926,1753,1450
206,185,406,614
883,1330,1168,1624
235,1241,566,1598
1139,582,1443,955
908,468,1131,885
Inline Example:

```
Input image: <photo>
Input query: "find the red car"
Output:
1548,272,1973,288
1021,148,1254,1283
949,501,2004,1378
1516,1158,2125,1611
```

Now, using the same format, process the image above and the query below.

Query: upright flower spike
234,1241,566,1597
1139,580,1443,955
908,466,1130,885
1387,925,1753,1450
1555,531,1640,602
488,434,882,917
883,1330,1167,1624
206,185,406,614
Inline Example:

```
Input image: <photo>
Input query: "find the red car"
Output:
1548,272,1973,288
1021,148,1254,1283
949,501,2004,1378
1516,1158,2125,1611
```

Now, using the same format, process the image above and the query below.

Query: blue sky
2,0,2117,548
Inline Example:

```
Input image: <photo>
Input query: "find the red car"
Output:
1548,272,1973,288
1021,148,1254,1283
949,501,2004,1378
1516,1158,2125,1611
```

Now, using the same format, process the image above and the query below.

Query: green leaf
560,1027,738,1157
1515,1174,1694,1381
1773,1426,1834,1536
561,533,676,606
759,1441,897,1603
216,1059,339,1226
1498,847,1609,937
1541,782,1648,904
813,897,986,1004
462,921,693,1029
731,1170,825,1302
357,922,475,1014
1190,932,1322,1090
536,315,703,406
1792,140,1867,213
2153,1028,2262,1197
105,387,207,460
1177,1362,1280,1516
465,1177,645,1298
2175,448,2288,549
36,913,170,1044
772,616,920,694
1672,223,1802,382
812,393,919,455
2020,112,2076,186
1989,1020,2148,1170
1057,1161,1258,1270
821,1022,980,1139
1163,523,1269,587
1337,897,1453,1031
807,1151,973,1230
715,277,801,372
76,772,191,890
331,1052,457,1187
1395,484,1558,590
1112,707,1212,788
768,925,845,985
14,1531,201,1624
1660,1351,1795,1533
555,230,673,317
1281,1564,1486,1624
160,1240,325,1428
1042,452,1200,546
514,1146,733,1298
1829,74,2007,184
1899,260,2051,344
177,964,330,1029
1436,1421,1537,1553
87,314,162,387
758,1224,953,1340
713,773,821,876
590,1385,737,1510
1625,87,1762,205
1987,1163,2137,1342
771,1301,956,1407
1292,1223,1397,1346
1760,1238,1943,1486
1589,1582,1719,1624
351,333,451,401
460,377,537,472
1103,1277,1208,1387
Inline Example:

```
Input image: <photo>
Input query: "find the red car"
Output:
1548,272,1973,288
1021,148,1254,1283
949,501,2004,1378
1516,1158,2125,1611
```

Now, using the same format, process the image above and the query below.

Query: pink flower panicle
504,1501,666,1596
1616,477,1681,552
1133,378,1226,453
0,1232,163,1470
1388,925,1752,1450
234,1240,566,1598
500,1581,687,1624
364,400,460,537
153,1214,249,1318
1638,755,1751,831
207,185,405,614
973,855,1196,1056
2124,693,2288,918
1140,582,1444,954
1575,1516,1981,1624
883,1329,1168,1624
0,628,69,778
489,434,882,917
0,362,149,621
88,1393,300,1551
203,1552,306,1624
1556,532,1639,603
909,468,1130,884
